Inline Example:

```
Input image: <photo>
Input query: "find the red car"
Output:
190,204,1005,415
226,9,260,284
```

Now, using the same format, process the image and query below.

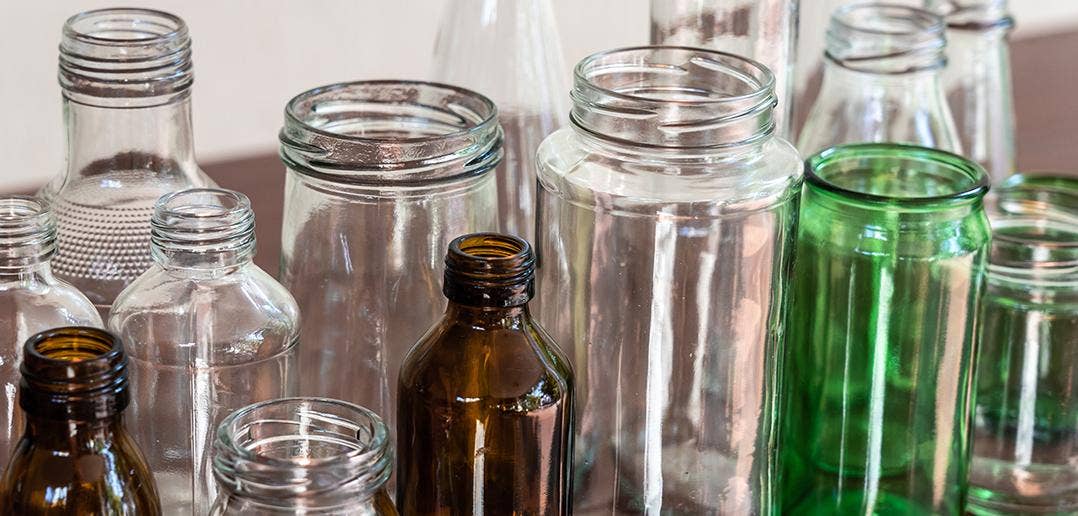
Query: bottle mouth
151,188,256,268
996,174,1078,225
0,196,56,268
826,3,946,74
444,233,535,308
20,327,129,421
926,0,1013,30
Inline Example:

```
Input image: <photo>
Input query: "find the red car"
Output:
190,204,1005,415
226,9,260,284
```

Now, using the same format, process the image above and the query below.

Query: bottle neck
23,413,123,448
0,196,57,274
821,59,945,95
19,327,129,423
445,301,530,329
443,233,536,308
150,188,257,271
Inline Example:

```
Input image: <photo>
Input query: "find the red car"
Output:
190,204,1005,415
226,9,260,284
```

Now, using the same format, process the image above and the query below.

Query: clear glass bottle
210,397,398,515
0,327,160,514
397,233,573,514
41,8,215,314
778,144,990,514
432,0,568,242
650,0,800,139
798,3,962,156
536,47,802,514
0,196,101,464
279,81,499,433
109,188,300,515
926,0,1015,182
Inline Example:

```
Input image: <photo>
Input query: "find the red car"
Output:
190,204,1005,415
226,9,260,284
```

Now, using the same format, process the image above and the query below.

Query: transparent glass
397,234,573,514
798,4,962,157
650,0,800,139
211,398,397,515
432,0,568,242
536,47,802,514
778,144,991,514
39,8,215,314
279,81,499,433
109,189,300,515
967,176,1078,514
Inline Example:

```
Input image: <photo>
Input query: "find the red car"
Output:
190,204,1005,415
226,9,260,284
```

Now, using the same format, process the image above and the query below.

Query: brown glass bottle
396,233,574,515
0,327,161,515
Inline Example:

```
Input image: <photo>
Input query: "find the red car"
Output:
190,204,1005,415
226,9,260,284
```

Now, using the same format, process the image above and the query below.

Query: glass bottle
798,3,962,157
967,175,1078,514
536,47,802,514
211,397,398,515
108,188,300,515
0,196,101,464
41,8,215,314
0,327,160,514
778,143,991,514
397,233,574,514
279,81,499,432
926,0,1015,182
432,0,568,242
650,0,800,139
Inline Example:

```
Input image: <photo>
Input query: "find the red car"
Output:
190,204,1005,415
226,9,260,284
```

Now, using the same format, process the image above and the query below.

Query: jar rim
63,7,187,46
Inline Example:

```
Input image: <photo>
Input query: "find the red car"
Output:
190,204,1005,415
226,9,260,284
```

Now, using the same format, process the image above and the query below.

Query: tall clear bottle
41,8,215,314
109,189,300,515
431,0,568,242
798,3,961,156
0,197,101,465
536,47,802,514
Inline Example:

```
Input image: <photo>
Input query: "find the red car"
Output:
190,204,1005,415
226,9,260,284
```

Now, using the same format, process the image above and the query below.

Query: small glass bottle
798,3,962,156
397,233,573,515
41,8,215,314
0,327,160,514
778,143,991,514
211,397,398,515
0,196,101,463
432,0,568,242
109,188,300,514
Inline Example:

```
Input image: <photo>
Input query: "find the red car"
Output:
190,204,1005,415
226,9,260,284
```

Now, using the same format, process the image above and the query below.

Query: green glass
778,144,991,514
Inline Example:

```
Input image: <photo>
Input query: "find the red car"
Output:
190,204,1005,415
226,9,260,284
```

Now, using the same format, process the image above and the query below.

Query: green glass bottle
0,327,160,515
778,144,991,514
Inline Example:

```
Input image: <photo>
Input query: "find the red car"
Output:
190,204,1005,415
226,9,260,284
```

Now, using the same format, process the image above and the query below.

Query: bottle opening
0,196,56,268
827,3,946,74
989,218,1078,286
20,327,128,421
444,233,535,308
151,188,256,268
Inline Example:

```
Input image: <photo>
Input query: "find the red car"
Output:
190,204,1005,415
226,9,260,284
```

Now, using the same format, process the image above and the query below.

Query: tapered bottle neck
23,414,124,447
445,301,531,328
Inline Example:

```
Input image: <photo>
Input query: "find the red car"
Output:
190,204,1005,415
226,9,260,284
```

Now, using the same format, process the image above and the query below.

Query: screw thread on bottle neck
151,188,256,270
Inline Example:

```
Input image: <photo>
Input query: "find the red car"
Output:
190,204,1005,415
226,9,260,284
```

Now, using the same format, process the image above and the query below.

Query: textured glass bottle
40,8,214,313
0,327,160,514
798,4,961,156
279,81,499,430
536,47,802,514
0,196,101,464
650,0,800,138
968,175,1078,514
432,0,568,242
778,144,990,514
397,233,573,514
211,398,397,515
109,188,300,514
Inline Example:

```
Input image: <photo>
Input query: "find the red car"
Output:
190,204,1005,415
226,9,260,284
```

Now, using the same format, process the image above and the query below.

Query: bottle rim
63,7,186,45
151,188,256,267
20,327,129,421
826,3,946,74
0,195,56,268
988,217,1078,287
444,233,535,308
926,0,1013,30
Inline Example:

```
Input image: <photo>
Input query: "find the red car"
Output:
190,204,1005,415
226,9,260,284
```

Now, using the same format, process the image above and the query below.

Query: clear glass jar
279,81,499,430
432,0,568,242
41,8,214,314
536,47,802,514
798,3,962,157
109,188,300,515
210,397,397,515
0,196,101,464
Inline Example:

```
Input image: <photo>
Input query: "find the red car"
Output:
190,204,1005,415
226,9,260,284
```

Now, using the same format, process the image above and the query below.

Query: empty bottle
41,8,214,314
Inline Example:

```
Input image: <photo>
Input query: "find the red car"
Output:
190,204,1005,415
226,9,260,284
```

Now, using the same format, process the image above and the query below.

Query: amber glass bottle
396,233,574,515
0,327,160,515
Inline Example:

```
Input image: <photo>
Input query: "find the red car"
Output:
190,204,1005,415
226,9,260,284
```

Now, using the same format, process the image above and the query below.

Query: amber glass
396,233,574,515
0,327,160,515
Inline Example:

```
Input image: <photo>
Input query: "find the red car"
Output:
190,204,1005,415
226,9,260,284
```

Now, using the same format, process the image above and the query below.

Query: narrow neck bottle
151,188,257,274
0,197,57,283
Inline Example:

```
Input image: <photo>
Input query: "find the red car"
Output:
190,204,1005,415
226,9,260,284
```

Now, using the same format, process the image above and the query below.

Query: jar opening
826,3,946,74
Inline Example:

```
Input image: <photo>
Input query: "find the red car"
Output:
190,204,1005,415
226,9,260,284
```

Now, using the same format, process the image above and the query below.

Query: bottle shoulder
0,276,102,349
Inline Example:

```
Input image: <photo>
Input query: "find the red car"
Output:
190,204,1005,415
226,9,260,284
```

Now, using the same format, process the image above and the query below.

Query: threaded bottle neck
0,196,56,271
151,188,256,270
443,233,535,308
826,3,947,75
20,327,129,422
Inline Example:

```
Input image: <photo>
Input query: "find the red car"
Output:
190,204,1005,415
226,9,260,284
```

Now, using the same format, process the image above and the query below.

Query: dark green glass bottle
778,144,991,515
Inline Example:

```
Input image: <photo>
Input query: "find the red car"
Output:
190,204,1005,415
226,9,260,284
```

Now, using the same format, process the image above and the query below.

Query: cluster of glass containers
0,1,1073,515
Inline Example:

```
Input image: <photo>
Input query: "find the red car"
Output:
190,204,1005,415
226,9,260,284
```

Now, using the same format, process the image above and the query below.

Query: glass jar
41,8,215,314
279,81,499,430
778,143,991,514
108,188,300,514
536,47,802,514
210,397,397,515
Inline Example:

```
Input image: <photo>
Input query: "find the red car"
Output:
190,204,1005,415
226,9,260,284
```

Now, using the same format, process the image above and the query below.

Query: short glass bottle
0,196,101,463
41,8,215,314
396,233,574,515
109,188,300,514
0,327,160,514
798,3,962,156
778,143,991,514
211,397,398,515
